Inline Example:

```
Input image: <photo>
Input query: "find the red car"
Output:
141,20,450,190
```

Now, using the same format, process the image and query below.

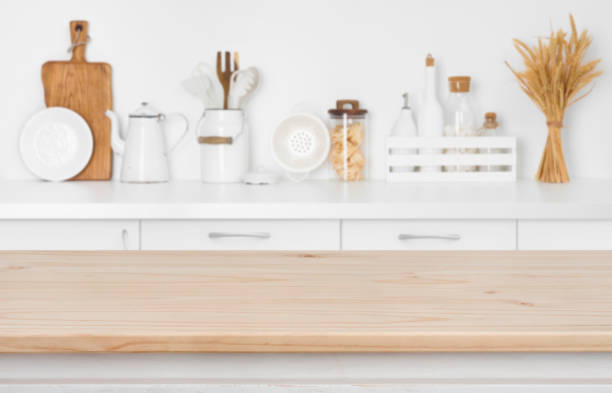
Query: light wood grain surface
1,251,612,353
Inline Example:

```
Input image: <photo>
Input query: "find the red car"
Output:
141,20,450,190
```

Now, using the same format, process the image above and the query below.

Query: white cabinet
0,220,139,250
518,220,612,250
342,220,516,250
141,220,340,250
3,219,606,251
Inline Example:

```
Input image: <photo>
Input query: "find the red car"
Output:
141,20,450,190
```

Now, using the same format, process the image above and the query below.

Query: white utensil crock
198,109,249,183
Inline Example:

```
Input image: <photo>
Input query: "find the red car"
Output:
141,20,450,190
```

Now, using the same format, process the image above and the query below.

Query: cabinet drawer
141,220,340,250
342,220,516,250
0,220,139,250
519,220,612,250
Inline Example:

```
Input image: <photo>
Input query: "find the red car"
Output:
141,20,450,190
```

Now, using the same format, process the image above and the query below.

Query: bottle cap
426,54,435,67
449,76,471,93
483,112,499,129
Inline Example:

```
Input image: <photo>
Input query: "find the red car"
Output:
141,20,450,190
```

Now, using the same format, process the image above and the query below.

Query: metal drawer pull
209,232,271,240
398,234,461,241
122,229,129,250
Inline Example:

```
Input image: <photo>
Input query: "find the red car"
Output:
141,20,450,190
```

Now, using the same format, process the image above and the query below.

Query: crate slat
388,154,516,166
386,137,517,183
387,136,516,149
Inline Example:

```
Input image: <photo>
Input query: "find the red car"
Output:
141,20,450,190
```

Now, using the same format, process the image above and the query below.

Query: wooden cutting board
42,21,113,180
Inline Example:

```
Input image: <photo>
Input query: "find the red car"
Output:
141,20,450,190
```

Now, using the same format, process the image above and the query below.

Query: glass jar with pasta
328,100,368,181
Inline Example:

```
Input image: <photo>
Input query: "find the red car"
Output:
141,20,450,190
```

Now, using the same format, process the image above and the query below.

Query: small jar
480,112,507,172
481,112,499,137
328,100,368,181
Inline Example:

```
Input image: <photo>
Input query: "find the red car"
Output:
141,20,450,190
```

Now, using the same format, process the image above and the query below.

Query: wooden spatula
216,51,239,109
42,21,113,180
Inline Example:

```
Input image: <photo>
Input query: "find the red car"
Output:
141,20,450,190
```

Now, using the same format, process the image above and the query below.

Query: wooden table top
1,251,611,353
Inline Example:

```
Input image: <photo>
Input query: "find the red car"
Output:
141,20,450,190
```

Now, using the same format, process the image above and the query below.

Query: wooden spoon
216,51,239,110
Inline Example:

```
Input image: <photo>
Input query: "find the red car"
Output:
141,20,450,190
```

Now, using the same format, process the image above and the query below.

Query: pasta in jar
328,100,368,181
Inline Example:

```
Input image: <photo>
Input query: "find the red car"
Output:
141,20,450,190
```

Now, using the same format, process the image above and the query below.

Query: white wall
2,0,611,181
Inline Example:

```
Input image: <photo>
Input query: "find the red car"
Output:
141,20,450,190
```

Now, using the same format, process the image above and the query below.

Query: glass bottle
390,93,417,173
445,76,476,172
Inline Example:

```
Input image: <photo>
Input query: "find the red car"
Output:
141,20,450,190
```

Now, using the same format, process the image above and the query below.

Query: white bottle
390,93,418,172
418,54,444,173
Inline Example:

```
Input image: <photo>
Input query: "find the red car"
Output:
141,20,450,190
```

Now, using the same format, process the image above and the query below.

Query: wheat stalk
506,15,602,183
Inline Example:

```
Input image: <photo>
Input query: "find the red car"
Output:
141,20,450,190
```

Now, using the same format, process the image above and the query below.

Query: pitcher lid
129,102,164,119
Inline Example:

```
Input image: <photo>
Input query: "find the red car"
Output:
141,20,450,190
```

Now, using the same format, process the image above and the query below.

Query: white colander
272,113,330,179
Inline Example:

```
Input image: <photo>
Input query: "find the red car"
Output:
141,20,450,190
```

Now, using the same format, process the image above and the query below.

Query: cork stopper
483,112,499,129
426,54,435,67
449,76,471,93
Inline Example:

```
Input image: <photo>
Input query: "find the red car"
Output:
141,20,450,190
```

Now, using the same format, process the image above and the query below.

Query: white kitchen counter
0,179,611,220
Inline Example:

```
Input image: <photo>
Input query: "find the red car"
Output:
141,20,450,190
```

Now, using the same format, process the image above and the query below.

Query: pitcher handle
233,113,246,141
166,113,190,154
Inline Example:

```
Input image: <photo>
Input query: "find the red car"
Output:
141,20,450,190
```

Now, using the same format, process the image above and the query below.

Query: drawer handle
122,229,129,250
209,232,271,240
398,234,461,241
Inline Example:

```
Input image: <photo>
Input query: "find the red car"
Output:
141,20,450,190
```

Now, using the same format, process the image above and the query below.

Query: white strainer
272,113,330,179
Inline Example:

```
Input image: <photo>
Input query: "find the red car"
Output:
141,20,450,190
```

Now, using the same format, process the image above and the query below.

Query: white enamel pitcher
106,103,189,183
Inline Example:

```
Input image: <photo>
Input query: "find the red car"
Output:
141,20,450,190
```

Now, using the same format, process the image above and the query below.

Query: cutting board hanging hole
68,20,90,62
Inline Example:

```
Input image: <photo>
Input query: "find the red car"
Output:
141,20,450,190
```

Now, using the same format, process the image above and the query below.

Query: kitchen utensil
328,100,368,181
229,67,259,109
20,107,93,182
272,113,330,181
42,20,113,180
216,51,239,109
197,109,249,183
182,63,222,109
106,103,189,183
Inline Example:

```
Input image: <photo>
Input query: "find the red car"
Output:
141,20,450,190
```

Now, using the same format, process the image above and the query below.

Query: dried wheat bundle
506,15,602,183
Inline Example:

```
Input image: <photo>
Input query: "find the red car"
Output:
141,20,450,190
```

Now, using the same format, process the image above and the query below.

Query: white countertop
0,179,610,220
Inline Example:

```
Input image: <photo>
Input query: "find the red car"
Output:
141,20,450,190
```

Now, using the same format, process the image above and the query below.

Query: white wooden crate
386,137,517,182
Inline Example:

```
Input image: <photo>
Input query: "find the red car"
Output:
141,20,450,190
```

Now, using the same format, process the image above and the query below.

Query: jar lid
328,100,368,117
449,76,471,93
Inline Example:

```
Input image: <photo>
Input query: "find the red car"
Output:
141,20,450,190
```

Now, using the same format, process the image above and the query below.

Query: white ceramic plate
20,107,93,182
